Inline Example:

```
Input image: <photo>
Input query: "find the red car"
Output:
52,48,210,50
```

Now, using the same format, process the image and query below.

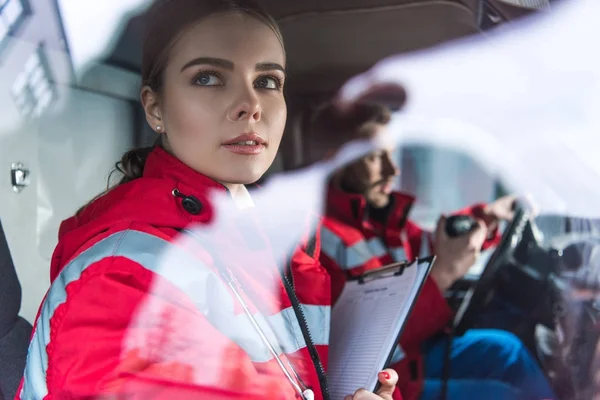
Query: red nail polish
382,371,390,380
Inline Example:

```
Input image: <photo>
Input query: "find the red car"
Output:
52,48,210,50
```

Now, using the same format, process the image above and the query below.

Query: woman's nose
228,88,262,122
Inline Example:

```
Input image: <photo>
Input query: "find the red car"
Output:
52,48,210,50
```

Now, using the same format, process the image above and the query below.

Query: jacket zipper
282,268,331,400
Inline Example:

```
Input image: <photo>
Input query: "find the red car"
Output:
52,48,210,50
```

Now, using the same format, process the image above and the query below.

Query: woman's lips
222,141,265,155
222,133,266,155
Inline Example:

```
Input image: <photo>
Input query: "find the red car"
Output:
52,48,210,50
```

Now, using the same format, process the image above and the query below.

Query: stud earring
156,125,162,132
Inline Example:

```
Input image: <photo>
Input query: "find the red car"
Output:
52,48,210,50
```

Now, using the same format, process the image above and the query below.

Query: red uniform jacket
320,185,499,400
17,148,404,399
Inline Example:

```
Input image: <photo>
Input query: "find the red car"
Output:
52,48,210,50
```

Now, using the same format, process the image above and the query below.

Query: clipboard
327,256,436,399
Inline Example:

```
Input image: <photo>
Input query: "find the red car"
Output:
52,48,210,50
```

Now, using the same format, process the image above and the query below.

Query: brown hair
78,0,283,214
304,101,392,163
142,0,284,95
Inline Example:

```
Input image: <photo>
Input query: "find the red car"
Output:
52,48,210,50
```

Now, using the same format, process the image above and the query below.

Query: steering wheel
453,205,532,336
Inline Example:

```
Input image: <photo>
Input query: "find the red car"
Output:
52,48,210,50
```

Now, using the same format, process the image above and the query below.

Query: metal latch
11,162,30,193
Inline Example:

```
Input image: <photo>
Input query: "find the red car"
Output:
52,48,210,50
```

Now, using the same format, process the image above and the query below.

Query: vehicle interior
2,0,598,399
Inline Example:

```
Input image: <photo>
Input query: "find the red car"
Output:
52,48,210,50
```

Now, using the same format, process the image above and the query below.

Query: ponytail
113,145,155,185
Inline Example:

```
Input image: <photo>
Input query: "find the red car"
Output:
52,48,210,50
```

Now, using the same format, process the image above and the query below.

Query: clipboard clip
357,255,437,284
358,260,410,284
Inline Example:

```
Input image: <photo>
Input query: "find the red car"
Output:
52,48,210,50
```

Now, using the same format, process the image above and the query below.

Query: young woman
16,1,400,399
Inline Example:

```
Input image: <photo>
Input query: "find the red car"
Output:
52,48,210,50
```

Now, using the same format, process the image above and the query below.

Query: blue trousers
420,329,556,400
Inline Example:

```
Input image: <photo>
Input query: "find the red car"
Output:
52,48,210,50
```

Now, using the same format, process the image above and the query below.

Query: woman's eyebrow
255,62,286,74
180,57,234,73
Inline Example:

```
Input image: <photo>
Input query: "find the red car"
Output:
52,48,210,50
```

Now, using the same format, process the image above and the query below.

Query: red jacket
320,185,499,400
17,148,345,400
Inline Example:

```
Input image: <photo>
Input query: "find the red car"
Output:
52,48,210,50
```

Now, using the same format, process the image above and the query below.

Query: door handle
11,162,30,193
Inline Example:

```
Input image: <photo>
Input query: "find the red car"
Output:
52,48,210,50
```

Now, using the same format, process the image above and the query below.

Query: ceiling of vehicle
105,0,546,95
262,0,481,93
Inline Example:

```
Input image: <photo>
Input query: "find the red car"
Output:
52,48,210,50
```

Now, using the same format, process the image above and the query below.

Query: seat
0,219,33,400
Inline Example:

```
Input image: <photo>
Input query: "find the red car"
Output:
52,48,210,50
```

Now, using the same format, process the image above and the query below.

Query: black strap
305,234,318,260
440,329,453,400
440,296,457,400
281,267,331,400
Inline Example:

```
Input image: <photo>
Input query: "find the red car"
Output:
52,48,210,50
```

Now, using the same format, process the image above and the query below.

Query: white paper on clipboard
327,256,434,399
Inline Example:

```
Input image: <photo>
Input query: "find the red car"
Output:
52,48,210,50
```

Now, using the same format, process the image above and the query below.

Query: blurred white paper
339,0,600,218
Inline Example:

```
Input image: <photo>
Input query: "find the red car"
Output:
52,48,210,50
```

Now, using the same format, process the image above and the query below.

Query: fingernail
381,371,390,380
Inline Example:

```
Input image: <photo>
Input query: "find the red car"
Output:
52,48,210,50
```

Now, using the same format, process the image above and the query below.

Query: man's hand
481,195,519,231
344,369,399,400
430,216,488,291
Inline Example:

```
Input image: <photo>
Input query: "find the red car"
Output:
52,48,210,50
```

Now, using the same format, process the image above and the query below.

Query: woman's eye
255,76,281,90
194,73,222,86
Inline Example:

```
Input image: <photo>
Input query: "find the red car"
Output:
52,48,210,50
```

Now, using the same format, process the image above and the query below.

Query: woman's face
143,12,287,186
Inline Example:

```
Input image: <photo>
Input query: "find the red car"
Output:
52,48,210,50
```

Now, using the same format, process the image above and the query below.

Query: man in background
307,101,555,400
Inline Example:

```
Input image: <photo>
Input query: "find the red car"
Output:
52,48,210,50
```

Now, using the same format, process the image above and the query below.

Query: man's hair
305,101,392,162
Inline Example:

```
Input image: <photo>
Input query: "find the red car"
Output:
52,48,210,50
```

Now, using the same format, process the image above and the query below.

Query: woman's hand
344,369,398,400
430,216,488,291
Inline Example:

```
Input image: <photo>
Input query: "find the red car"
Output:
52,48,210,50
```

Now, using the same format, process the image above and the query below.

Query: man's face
340,143,400,208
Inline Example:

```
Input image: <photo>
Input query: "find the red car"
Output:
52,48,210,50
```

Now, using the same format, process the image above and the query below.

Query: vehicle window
399,145,501,229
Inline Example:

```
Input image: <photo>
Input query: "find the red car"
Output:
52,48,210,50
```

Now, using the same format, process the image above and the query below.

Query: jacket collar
326,183,415,231
145,147,255,210
144,146,227,194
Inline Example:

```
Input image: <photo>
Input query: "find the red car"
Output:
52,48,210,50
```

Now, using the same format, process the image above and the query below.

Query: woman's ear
141,86,164,133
